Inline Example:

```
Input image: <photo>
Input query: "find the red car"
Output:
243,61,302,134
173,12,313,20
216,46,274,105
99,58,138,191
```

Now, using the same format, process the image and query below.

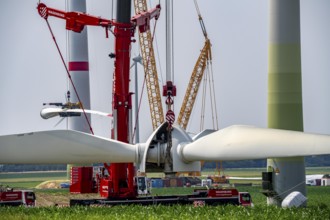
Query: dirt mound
36,180,69,189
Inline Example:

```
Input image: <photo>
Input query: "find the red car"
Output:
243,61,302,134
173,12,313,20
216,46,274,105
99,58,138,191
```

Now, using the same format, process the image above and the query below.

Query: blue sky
0,0,329,142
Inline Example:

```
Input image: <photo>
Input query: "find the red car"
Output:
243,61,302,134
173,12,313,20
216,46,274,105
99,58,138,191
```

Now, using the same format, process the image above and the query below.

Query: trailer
70,187,252,207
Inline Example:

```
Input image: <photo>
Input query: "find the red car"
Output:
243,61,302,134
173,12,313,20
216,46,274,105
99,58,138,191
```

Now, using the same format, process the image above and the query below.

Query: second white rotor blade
0,130,137,164
40,107,112,119
180,125,330,162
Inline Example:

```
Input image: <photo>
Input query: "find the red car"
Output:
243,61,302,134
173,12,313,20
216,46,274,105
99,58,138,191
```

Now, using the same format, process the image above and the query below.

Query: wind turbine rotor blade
180,125,330,162
0,130,137,164
40,108,60,119
40,107,112,119
54,117,65,127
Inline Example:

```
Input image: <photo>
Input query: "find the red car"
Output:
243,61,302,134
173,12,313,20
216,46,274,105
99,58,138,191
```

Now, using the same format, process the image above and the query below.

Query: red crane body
37,2,160,199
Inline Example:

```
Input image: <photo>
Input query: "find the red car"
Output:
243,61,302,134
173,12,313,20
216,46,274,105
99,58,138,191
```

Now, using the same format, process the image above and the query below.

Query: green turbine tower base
267,0,306,206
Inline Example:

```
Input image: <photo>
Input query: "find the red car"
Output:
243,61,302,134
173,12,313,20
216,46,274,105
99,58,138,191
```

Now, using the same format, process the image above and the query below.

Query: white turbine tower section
66,0,92,174
67,0,91,133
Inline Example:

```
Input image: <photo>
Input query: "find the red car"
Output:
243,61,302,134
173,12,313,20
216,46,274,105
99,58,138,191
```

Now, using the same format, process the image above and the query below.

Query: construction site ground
33,180,98,207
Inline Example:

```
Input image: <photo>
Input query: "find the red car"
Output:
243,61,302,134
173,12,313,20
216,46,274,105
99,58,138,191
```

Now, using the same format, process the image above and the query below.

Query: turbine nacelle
137,122,200,174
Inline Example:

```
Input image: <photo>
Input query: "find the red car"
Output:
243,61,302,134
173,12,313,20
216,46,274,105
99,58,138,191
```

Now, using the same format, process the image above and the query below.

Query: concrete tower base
267,157,306,206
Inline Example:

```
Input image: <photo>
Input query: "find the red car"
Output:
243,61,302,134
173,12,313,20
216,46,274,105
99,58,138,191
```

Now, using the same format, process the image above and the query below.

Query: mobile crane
36,1,252,206
37,1,160,199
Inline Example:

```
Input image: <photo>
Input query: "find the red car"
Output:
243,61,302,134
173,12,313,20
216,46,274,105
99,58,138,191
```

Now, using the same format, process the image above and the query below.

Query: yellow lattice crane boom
177,0,212,129
134,0,164,130
176,1,217,177
177,39,211,129
177,0,213,130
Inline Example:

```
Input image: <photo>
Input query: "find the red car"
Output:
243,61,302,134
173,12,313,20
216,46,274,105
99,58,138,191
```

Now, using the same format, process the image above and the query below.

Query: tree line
0,155,329,172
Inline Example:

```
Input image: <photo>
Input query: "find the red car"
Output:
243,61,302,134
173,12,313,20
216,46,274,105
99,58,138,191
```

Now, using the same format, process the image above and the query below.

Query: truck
0,187,36,207
192,188,252,207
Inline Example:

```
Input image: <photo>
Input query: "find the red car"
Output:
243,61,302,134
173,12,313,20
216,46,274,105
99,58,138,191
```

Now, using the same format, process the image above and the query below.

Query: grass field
0,171,67,188
1,168,330,219
1,189,330,220
1,203,330,220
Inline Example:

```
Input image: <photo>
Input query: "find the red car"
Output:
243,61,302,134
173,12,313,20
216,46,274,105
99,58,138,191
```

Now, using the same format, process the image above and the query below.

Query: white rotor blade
54,117,65,127
40,107,112,119
0,130,137,164
180,125,330,162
